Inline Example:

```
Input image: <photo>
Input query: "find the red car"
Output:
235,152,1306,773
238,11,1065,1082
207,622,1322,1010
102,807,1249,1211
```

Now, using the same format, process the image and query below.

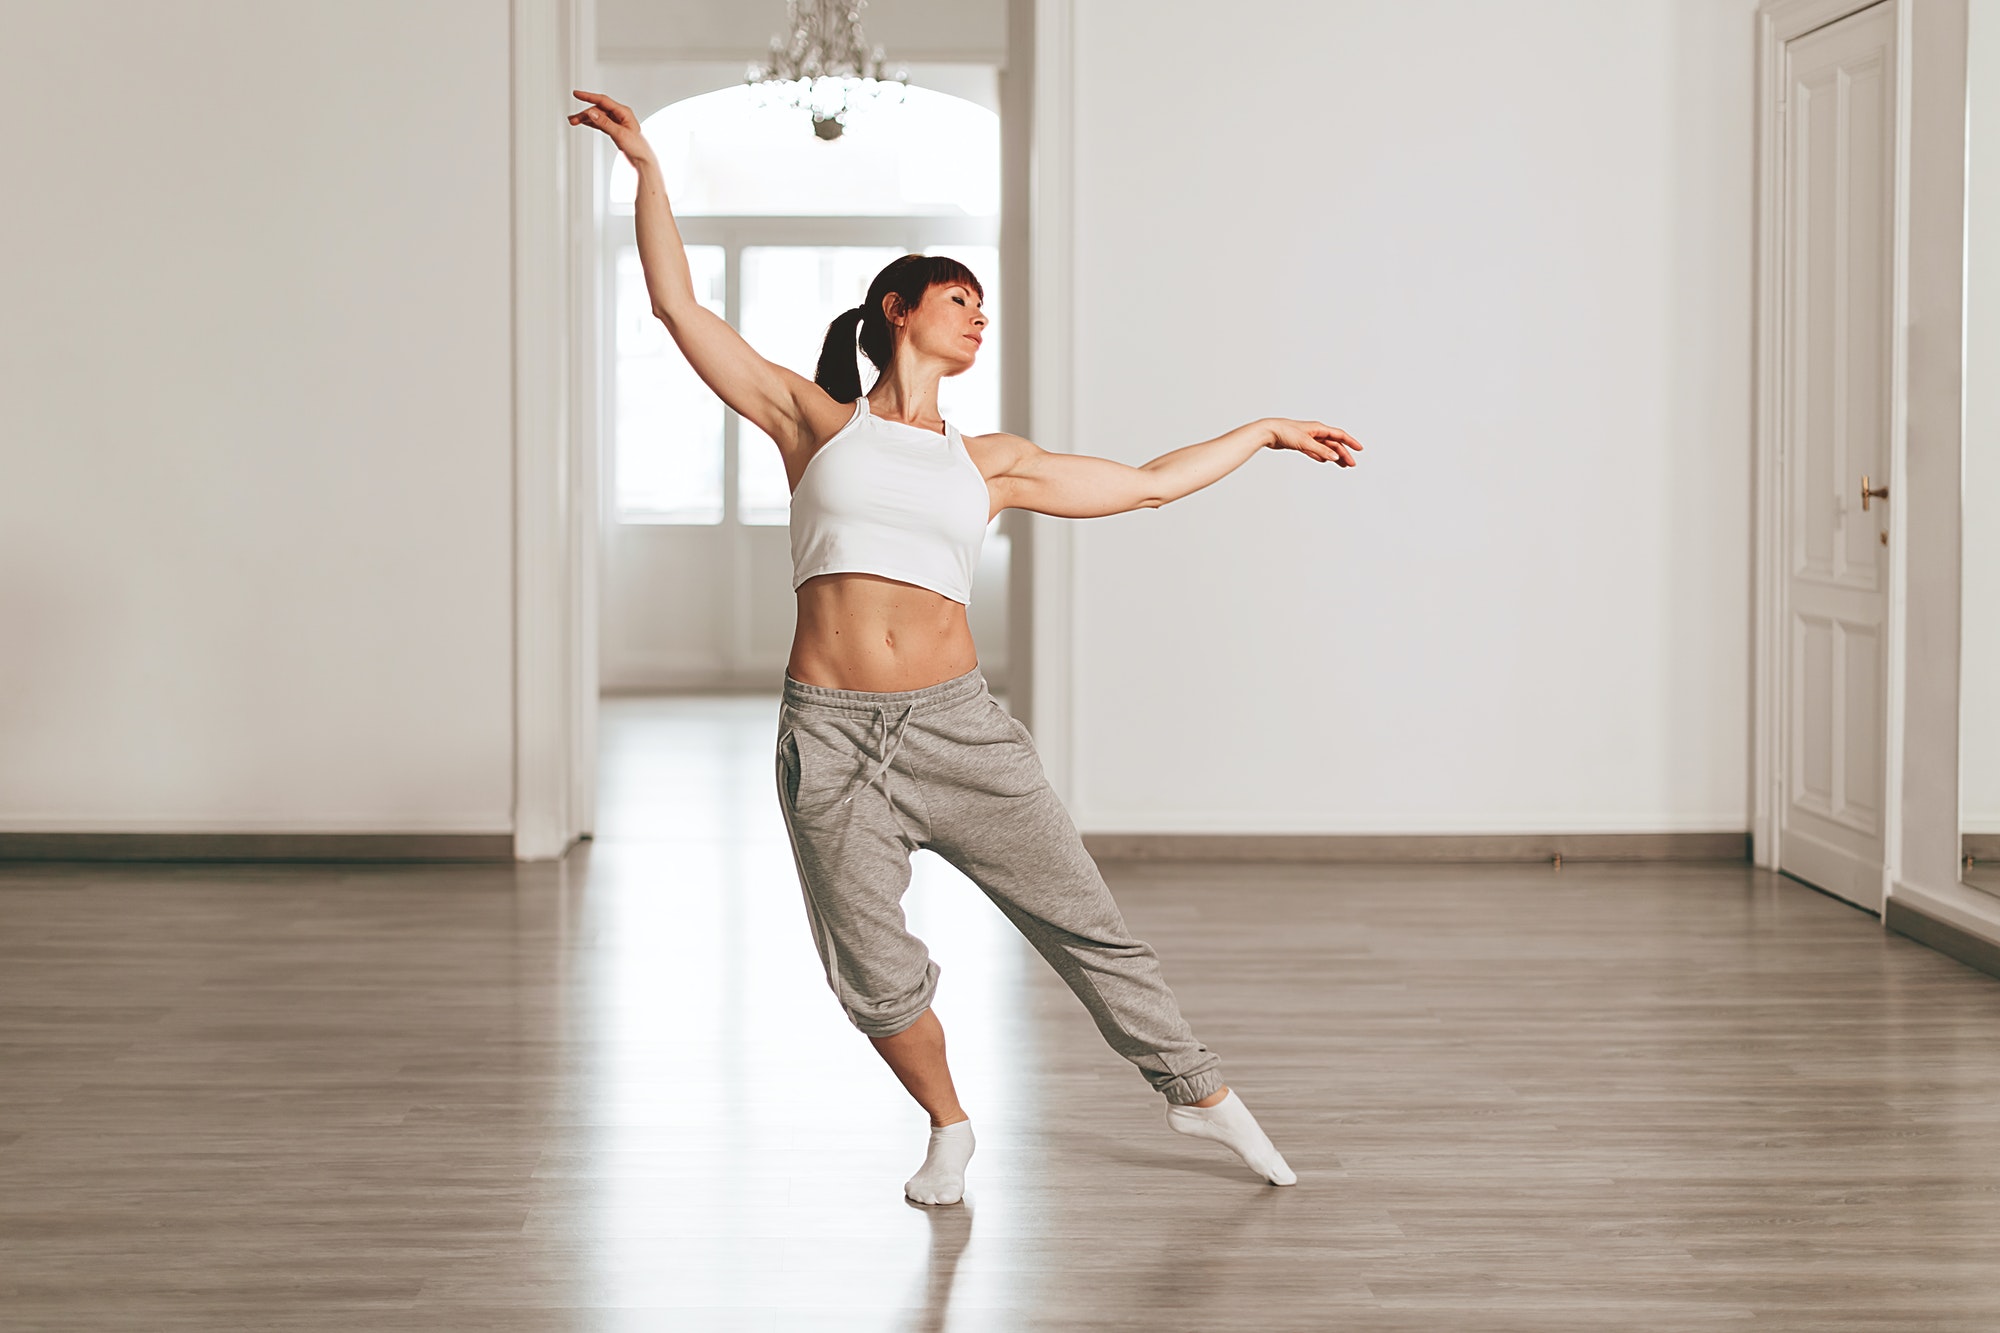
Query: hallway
3,694,1999,1330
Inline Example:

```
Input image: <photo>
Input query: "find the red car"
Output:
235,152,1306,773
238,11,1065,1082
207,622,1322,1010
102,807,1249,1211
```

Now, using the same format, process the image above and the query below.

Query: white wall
1966,0,2000,835
0,0,1772,841
1063,0,1756,834
598,0,1004,62
0,2,516,833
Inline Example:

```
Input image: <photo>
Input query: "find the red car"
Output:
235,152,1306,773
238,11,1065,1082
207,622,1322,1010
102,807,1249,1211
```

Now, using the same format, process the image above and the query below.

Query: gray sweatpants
774,664,1225,1106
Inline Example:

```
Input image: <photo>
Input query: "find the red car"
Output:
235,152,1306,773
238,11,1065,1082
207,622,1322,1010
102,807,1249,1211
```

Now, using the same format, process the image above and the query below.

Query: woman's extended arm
988,418,1361,519
628,147,698,321
569,90,826,452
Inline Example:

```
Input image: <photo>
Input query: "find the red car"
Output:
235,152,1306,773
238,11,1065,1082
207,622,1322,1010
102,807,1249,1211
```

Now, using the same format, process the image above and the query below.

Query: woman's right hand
569,90,651,163
1262,418,1363,467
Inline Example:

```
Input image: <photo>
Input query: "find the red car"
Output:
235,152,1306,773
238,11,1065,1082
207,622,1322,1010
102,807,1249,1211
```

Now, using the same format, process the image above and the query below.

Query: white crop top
789,395,992,605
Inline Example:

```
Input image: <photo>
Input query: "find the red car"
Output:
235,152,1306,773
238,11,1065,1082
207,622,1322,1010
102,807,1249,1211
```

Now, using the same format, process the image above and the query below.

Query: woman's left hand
1263,418,1362,467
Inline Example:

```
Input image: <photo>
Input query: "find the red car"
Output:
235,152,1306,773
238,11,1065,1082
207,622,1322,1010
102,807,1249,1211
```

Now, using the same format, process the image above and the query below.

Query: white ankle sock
904,1118,975,1205
1165,1089,1297,1185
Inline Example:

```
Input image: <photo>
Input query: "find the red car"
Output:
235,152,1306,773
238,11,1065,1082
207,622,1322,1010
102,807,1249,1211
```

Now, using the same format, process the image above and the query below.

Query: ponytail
813,305,871,404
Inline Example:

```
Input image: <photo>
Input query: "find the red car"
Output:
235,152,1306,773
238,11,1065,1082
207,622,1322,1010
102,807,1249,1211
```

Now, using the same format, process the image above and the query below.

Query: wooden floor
4,693,2000,1331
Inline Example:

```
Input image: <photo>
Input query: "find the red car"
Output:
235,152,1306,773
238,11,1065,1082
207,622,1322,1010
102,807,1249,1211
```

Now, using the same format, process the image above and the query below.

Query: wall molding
1082,831,1751,865
1886,890,2000,981
0,834,515,864
998,0,1036,778
1025,0,1076,804
513,0,590,860
1078,815,1756,835
570,0,602,842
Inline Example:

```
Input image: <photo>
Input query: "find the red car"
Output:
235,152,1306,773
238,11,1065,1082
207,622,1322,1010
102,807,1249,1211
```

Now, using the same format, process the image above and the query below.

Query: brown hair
813,253,986,403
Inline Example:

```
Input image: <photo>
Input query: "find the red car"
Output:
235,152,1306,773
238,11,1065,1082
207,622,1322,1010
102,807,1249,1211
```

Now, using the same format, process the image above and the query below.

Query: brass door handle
1860,475,1888,511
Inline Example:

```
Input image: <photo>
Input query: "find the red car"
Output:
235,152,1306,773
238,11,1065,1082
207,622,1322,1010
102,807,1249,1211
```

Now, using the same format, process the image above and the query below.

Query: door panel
1794,614,1835,807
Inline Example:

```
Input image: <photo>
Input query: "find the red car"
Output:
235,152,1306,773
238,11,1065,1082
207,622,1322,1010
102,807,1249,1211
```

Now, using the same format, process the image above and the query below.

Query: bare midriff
786,572,980,692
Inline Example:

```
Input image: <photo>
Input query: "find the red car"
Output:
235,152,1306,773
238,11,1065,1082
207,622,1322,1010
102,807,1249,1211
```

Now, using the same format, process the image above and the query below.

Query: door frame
1751,0,1969,918
1880,0,1988,937
512,0,597,860
512,8,1055,856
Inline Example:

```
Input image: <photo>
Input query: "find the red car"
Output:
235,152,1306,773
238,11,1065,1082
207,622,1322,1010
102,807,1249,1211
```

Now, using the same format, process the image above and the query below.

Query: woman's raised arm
569,90,825,454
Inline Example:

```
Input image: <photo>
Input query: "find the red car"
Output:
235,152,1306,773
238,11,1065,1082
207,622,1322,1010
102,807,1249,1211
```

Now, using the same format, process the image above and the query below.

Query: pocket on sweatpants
988,696,1036,748
781,719,858,818
959,699,1047,800
776,726,803,811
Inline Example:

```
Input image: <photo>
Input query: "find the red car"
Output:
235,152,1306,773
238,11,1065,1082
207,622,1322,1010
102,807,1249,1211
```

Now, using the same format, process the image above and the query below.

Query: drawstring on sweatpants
844,702,918,806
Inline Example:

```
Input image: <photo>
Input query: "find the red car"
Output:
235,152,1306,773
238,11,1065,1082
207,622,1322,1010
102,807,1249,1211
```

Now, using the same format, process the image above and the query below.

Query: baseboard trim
5,828,1752,867
0,833,517,863
1965,834,2000,861
1886,896,2000,983
1080,831,1751,864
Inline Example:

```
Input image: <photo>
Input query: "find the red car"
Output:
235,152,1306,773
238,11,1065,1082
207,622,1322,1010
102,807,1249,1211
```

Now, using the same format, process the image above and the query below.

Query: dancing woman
571,90,1360,1206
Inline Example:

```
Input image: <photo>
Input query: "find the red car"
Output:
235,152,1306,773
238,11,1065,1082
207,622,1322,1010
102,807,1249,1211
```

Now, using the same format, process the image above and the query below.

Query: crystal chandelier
745,0,910,140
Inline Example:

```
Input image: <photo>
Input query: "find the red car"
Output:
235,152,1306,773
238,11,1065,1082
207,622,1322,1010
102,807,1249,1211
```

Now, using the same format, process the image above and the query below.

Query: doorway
595,81,1009,693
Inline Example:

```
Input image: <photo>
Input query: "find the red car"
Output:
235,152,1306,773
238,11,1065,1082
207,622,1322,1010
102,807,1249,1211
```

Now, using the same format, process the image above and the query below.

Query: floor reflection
903,1199,975,1333
585,693,1034,1324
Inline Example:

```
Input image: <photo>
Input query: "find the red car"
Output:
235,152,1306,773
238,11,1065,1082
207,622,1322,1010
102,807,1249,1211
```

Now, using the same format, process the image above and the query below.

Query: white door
1777,0,1897,910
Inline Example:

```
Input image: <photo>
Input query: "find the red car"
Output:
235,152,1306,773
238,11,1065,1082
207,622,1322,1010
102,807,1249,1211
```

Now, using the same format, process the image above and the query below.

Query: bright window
615,245,725,523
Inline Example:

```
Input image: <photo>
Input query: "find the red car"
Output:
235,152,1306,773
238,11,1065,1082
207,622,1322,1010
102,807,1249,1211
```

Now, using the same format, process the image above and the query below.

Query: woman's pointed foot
1166,1089,1296,1185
